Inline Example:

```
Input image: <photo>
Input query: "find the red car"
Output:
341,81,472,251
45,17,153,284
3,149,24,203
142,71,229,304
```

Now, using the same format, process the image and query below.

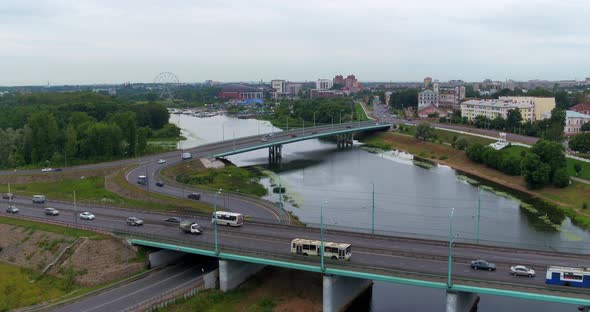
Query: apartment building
460,99,535,122
565,110,590,136
498,96,555,121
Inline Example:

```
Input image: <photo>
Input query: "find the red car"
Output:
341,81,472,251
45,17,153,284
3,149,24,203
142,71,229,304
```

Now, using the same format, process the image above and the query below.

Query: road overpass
3,201,590,311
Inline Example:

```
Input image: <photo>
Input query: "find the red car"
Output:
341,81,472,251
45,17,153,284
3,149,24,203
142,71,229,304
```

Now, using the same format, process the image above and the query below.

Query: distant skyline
1,0,589,86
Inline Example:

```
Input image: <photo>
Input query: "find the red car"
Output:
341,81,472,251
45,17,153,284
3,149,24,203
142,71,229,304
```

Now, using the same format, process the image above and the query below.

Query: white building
565,110,590,136
498,96,555,121
316,79,333,91
418,89,439,109
460,99,534,122
271,80,286,93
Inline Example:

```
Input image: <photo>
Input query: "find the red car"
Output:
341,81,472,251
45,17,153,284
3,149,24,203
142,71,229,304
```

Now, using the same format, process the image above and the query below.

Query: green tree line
0,92,178,168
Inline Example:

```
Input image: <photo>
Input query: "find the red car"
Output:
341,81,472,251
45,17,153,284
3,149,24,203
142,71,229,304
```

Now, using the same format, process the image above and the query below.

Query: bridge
6,201,590,312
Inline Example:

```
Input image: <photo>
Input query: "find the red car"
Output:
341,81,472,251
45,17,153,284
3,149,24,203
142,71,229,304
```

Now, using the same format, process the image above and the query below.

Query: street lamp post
214,189,222,255
339,111,342,124
320,200,328,272
286,116,289,131
278,175,283,224
476,188,481,244
313,112,316,128
74,190,77,225
447,208,455,288
369,181,375,234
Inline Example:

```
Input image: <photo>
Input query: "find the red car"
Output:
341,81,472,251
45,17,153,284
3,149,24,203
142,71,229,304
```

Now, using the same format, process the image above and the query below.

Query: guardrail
121,276,205,312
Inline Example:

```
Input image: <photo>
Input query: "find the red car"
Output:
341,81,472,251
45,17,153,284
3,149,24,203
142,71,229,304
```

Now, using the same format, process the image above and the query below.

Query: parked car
165,217,182,223
41,168,53,172
44,207,59,216
79,212,95,220
157,159,166,164
471,260,496,271
2,193,13,200
510,265,535,277
126,217,144,226
156,181,164,187
5,206,18,214
187,193,201,200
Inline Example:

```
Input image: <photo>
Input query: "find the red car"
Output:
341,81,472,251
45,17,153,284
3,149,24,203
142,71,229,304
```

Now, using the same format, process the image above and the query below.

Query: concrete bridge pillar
268,145,282,165
323,274,373,312
446,290,479,312
218,259,265,292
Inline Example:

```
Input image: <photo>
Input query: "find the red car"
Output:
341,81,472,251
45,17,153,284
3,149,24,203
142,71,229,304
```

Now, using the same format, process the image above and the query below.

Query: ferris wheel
153,72,180,100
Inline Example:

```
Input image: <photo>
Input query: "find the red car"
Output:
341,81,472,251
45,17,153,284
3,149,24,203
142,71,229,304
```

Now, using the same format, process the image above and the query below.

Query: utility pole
313,112,316,128
447,208,455,288
74,190,77,225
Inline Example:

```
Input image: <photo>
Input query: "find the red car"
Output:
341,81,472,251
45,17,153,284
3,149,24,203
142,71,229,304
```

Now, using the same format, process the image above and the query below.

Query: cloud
0,0,589,85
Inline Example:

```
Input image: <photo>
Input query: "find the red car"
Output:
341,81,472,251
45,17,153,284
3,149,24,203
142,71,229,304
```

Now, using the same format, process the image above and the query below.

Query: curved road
3,199,590,302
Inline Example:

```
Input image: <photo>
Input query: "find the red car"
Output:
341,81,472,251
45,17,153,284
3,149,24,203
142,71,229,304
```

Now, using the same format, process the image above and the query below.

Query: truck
181,152,192,160
180,220,202,234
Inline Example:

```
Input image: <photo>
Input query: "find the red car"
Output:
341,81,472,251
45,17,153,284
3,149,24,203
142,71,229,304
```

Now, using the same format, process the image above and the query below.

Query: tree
531,140,566,181
553,168,570,188
415,122,435,141
466,143,485,162
521,153,550,189
574,163,582,176
65,126,78,159
109,111,137,156
581,122,590,132
569,133,590,154
505,108,523,132
543,108,566,142
136,127,149,156
389,89,419,109
499,155,522,175
27,112,58,163
454,136,469,150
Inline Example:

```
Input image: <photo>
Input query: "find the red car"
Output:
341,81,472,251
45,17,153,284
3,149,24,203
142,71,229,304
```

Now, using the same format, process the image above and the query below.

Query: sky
1,0,589,85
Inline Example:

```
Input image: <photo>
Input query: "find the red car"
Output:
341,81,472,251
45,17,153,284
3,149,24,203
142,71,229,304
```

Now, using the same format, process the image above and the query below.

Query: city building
424,77,432,88
570,103,590,115
498,96,555,121
331,74,363,93
460,99,534,122
316,79,333,91
271,80,286,93
417,104,448,118
286,82,303,96
418,89,438,109
565,110,590,135
384,92,392,106
333,75,344,85
218,84,264,100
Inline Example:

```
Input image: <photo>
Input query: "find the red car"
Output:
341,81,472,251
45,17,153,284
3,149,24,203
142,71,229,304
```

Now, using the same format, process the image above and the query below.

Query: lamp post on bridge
214,189,222,255
476,187,481,244
278,175,283,224
368,181,375,234
447,208,455,288
298,117,305,136
313,112,316,128
339,111,342,124
320,200,328,272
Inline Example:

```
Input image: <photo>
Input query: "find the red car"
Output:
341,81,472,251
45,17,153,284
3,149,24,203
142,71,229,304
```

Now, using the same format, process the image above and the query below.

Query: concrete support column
219,259,265,292
323,274,373,312
268,145,283,165
446,290,479,312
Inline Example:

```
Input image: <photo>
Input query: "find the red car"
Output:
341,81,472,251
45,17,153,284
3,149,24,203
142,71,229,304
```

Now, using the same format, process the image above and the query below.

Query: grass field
567,158,590,181
355,102,369,121
0,262,82,310
0,216,106,239
397,124,496,146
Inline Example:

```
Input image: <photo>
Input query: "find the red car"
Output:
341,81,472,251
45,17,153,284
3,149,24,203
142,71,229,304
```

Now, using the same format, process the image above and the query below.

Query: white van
32,195,46,204
181,152,192,160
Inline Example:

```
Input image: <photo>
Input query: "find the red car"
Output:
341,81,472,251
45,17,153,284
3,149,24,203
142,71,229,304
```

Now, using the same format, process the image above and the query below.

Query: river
172,113,586,311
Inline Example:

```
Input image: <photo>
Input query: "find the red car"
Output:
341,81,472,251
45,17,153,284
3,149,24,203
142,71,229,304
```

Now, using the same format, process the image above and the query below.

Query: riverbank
362,131,590,230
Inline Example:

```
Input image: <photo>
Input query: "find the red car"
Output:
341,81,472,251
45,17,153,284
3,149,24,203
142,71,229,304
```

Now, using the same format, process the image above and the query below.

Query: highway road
3,198,590,300
52,262,207,312
124,121,389,222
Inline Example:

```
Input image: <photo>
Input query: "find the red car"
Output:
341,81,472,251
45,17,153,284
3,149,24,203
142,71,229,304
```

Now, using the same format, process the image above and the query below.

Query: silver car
510,265,535,277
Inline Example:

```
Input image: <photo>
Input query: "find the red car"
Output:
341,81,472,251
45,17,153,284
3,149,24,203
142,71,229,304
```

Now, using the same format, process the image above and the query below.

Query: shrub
454,136,469,150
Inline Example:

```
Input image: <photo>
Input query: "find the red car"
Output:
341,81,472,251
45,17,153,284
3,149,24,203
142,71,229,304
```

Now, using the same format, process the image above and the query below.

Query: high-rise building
316,79,333,91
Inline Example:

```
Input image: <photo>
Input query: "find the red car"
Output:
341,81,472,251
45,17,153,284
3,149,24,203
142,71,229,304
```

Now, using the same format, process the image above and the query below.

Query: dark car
165,217,182,223
2,193,13,200
471,260,496,271
187,193,201,200
346,125,352,128
291,134,297,138
5,206,19,214
54,168,63,172
156,181,164,187
311,131,318,134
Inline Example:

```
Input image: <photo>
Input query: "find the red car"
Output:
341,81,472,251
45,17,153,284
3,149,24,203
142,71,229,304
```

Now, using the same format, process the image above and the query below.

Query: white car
41,168,53,172
157,159,166,164
510,265,535,277
79,212,95,220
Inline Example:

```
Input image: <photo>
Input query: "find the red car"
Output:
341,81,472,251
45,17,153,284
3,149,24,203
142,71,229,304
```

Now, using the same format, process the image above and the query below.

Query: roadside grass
567,158,590,181
397,124,496,146
355,102,369,121
0,216,106,239
0,262,83,310
177,166,267,197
